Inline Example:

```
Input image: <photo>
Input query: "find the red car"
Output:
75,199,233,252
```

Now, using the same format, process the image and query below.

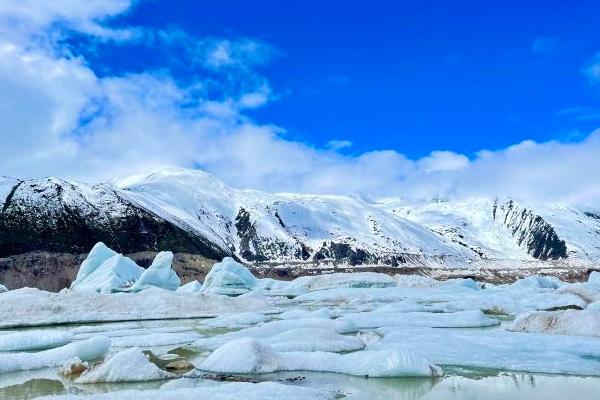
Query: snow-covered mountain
1,167,599,269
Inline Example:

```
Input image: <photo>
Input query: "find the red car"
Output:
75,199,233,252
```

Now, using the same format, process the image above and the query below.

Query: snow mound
200,257,258,295
130,251,181,292
0,336,110,374
200,338,440,377
72,253,143,293
71,242,117,288
511,276,563,289
0,330,73,352
75,347,173,383
177,280,202,293
508,309,600,337
37,381,335,400
0,283,7,293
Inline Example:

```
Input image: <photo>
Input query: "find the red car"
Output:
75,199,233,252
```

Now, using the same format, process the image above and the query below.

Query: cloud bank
0,0,599,207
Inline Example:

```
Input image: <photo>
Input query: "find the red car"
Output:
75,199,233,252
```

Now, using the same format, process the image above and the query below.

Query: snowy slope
118,167,475,265
2,167,599,268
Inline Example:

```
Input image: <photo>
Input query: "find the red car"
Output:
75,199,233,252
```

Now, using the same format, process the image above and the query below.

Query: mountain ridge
1,167,599,271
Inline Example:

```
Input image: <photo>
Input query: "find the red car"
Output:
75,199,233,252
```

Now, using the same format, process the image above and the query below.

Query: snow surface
0,284,7,293
200,337,440,377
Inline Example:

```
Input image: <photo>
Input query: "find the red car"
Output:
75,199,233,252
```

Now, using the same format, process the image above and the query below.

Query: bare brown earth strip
0,251,597,292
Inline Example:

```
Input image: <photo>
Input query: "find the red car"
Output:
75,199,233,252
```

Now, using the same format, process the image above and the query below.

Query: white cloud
0,0,137,43
416,151,469,173
326,140,353,151
0,1,599,207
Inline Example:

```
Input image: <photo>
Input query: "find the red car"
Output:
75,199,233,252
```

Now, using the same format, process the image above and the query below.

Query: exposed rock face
0,251,216,292
493,200,568,260
0,178,230,260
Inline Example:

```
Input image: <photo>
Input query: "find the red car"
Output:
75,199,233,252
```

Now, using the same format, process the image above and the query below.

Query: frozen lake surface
1,256,600,399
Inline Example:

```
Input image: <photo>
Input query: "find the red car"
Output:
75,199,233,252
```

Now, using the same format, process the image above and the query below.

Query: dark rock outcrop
493,199,567,260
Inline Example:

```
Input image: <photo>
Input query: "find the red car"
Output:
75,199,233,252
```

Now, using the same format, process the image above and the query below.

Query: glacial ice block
130,251,181,292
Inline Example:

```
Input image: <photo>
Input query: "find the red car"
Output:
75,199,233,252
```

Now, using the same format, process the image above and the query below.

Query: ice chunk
130,251,181,292
177,280,202,293
200,257,257,295
75,347,173,383
0,336,110,373
508,309,600,337
71,254,144,293
71,242,117,288
340,309,500,329
200,338,440,377
0,330,73,351
37,381,335,400
511,276,563,289
588,271,600,285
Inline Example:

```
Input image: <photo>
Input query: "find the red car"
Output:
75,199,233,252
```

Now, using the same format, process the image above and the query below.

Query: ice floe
340,309,500,329
0,287,272,328
508,309,600,337
130,251,181,292
0,330,73,352
74,347,173,383
0,336,110,374
370,326,600,375
198,312,270,329
191,318,356,351
200,337,440,377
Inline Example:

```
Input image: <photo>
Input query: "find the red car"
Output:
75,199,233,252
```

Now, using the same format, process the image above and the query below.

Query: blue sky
0,0,599,203
76,0,600,158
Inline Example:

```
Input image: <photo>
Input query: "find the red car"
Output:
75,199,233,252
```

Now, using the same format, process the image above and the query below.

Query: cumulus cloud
0,1,599,207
